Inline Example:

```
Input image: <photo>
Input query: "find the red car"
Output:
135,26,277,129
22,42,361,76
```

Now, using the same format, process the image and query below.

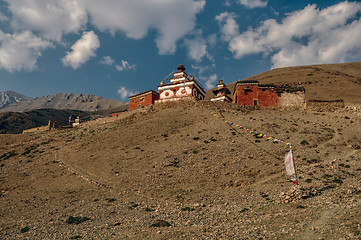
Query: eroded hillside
0,102,360,239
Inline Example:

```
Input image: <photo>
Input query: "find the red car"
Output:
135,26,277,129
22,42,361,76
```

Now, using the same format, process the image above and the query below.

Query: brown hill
0,93,128,112
0,101,360,239
206,62,361,104
0,107,128,134
0,109,91,134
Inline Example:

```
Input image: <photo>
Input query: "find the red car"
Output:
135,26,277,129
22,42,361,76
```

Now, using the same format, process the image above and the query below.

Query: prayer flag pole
284,149,298,185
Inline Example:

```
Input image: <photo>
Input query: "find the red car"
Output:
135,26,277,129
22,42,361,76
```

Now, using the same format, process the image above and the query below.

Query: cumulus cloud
2,0,205,71
99,56,115,66
0,30,52,72
239,0,268,8
99,56,136,71
117,86,137,100
83,0,205,54
5,0,87,41
220,1,361,68
115,60,136,71
184,34,208,62
62,31,100,69
191,64,218,90
215,12,239,41
205,73,218,90
0,12,8,21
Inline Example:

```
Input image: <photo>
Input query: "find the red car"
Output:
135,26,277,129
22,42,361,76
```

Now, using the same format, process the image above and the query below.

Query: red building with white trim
128,90,159,111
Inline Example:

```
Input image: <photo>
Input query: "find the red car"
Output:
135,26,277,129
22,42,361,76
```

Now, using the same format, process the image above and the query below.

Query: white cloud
117,86,137,100
184,35,208,62
3,0,205,69
216,12,239,41
115,60,136,72
207,33,218,48
0,12,8,21
83,0,205,54
239,0,268,8
191,64,215,76
224,0,231,7
221,2,361,68
62,31,100,69
0,30,52,72
5,0,87,41
191,64,218,90
205,73,218,90
99,56,115,66
99,56,136,71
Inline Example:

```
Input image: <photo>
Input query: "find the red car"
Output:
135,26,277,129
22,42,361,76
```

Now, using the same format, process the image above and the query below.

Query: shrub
105,198,116,202
240,208,249,213
181,207,195,211
20,226,30,233
300,140,309,145
193,137,200,140
145,207,155,212
332,178,343,184
0,151,18,160
171,159,179,167
70,236,82,239
150,220,171,227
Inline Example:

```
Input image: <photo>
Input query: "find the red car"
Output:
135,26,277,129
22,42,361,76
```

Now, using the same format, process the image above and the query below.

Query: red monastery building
128,90,159,111
156,64,205,103
233,80,305,108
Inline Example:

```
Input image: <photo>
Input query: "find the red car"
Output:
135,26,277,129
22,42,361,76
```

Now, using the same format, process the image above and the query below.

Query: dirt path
54,151,113,189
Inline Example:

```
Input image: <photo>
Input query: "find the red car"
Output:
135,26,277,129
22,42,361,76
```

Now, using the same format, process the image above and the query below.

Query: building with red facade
128,90,159,111
156,64,205,103
233,80,305,108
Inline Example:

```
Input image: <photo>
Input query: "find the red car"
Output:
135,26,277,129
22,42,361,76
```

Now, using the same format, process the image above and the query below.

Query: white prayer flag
284,149,295,176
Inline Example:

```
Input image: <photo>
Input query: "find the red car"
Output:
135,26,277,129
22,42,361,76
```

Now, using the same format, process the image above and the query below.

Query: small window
253,99,258,106
140,97,145,102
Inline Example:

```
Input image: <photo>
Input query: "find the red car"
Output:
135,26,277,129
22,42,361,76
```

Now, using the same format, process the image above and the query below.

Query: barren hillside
206,62,361,104
0,101,360,239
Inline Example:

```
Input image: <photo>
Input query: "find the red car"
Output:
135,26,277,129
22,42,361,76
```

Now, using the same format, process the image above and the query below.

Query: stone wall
279,92,305,108
307,100,345,112
23,120,61,134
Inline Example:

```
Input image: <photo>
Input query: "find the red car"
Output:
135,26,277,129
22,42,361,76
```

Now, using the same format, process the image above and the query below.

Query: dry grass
0,101,360,239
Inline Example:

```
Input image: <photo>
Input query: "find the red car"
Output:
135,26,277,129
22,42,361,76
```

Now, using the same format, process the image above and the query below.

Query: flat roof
129,90,159,99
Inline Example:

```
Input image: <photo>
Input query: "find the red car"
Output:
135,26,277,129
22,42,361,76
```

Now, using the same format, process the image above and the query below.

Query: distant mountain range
0,91,30,109
0,92,128,112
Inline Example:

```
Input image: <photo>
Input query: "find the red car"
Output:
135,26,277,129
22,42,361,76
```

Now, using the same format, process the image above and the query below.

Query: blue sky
0,0,360,101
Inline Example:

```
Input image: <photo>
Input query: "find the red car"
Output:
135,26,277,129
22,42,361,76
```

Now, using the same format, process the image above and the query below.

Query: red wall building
233,80,305,107
234,80,279,107
129,90,159,111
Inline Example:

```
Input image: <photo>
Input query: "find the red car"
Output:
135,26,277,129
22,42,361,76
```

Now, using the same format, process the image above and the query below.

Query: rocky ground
0,101,360,239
